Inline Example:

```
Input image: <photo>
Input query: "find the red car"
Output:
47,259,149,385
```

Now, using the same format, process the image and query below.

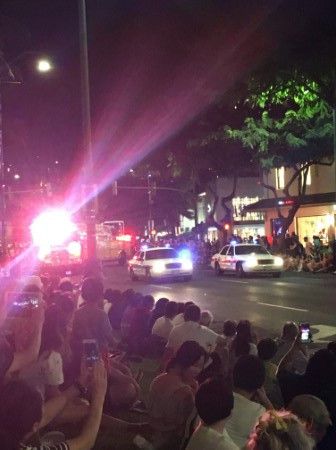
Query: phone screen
83,339,99,366
7,292,39,318
300,323,310,343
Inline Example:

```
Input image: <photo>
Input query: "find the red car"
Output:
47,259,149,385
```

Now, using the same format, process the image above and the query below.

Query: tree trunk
278,203,300,249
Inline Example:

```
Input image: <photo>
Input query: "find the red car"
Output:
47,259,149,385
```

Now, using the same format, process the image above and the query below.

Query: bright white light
245,257,258,268
14,174,20,180
67,241,82,258
30,209,76,251
152,261,166,274
274,256,284,266
182,260,193,271
36,59,52,73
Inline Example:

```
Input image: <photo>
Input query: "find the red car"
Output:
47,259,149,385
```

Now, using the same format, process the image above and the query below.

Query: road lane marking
257,302,308,312
149,284,173,290
221,279,249,284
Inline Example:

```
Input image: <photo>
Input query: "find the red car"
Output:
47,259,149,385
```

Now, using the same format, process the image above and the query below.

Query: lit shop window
300,164,311,186
275,167,285,190
232,197,264,221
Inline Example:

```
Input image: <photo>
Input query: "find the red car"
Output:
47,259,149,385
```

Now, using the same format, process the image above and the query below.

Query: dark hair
223,320,237,337
22,284,41,294
177,302,186,314
104,289,122,303
165,301,178,319
184,304,201,322
59,280,74,292
142,295,155,310
81,277,104,303
233,355,265,392
231,320,253,357
167,341,205,371
57,293,75,315
155,298,170,312
0,381,43,449
305,349,336,389
196,378,234,425
257,338,278,361
40,307,64,354
282,321,298,340
327,341,336,357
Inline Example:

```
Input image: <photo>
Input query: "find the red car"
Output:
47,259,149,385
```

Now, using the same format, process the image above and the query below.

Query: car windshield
146,249,178,260
235,245,269,255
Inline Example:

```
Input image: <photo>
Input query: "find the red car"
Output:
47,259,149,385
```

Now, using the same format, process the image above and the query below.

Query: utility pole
0,89,6,260
78,0,96,260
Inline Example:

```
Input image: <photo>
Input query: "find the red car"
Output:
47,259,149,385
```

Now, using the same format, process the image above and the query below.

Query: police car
211,243,283,278
129,247,193,281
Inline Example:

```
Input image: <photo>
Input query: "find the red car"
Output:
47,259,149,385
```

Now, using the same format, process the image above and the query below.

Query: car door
226,246,235,271
218,245,229,270
133,251,145,276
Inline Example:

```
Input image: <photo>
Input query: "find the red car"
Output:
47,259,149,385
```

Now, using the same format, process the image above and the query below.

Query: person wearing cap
289,394,332,446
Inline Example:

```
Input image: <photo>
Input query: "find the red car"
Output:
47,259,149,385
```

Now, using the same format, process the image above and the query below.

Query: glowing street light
36,58,52,73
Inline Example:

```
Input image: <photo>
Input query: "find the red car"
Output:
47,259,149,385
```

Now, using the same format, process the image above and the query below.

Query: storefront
244,192,336,243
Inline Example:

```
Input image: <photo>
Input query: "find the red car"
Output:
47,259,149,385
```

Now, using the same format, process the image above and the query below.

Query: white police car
211,243,283,278
129,247,193,281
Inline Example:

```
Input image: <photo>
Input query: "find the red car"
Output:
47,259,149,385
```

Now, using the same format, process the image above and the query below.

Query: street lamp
36,58,53,73
0,53,53,259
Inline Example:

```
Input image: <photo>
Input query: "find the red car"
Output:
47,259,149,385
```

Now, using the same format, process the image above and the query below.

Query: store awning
243,192,336,212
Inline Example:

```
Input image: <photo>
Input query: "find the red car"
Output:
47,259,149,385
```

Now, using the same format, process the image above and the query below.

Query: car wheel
215,262,222,276
272,272,281,278
130,268,138,281
145,267,152,281
236,262,245,278
118,252,127,266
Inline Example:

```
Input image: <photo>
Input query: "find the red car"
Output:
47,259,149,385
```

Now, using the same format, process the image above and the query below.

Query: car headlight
182,260,193,271
152,261,166,273
274,256,284,266
245,257,258,268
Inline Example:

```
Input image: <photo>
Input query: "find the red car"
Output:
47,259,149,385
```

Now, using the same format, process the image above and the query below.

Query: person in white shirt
171,301,194,327
187,378,238,450
225,355,273,449
152,301,178,341
166,305,221,357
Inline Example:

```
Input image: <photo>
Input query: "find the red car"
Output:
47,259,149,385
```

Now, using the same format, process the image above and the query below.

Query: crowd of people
0,269,335,450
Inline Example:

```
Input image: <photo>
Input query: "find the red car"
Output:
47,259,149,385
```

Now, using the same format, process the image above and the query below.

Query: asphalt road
103,265,336,343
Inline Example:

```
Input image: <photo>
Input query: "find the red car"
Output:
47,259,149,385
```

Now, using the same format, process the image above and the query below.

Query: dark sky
1,0,335,189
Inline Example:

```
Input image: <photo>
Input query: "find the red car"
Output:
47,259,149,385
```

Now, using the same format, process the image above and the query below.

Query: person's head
223,320,237,338
304,349,336,388
154,297,169,313
257,338,278,362
167,340,206,378
142,295,155,311
104,289,122,304
165,301,178,320
196,378,234,426
232,320,254,357
281,321,299,341
0,381,43,448
55,293,75,329
327,341,336,357
184,304,201,323
247,410,314,450
233,355,265,394
289,395,331,443
59,278,74,293
200,310,214,327
81,277,104,304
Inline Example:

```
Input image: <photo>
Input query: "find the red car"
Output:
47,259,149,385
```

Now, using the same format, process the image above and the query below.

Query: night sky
1,0,335,190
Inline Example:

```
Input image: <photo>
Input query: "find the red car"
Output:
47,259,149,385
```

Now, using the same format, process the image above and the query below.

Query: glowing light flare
36,59,52,73
30,209,77,249
116,234,132,242
67,241,82,258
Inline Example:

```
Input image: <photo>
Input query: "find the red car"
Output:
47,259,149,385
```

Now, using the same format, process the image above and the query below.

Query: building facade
245,162,336,244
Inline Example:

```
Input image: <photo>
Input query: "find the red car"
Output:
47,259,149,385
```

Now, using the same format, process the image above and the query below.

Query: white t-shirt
152,316,174,341
225,392,265,449
20,350,64,399
187,424,238,450
167,321,219,354
172,312,185,327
